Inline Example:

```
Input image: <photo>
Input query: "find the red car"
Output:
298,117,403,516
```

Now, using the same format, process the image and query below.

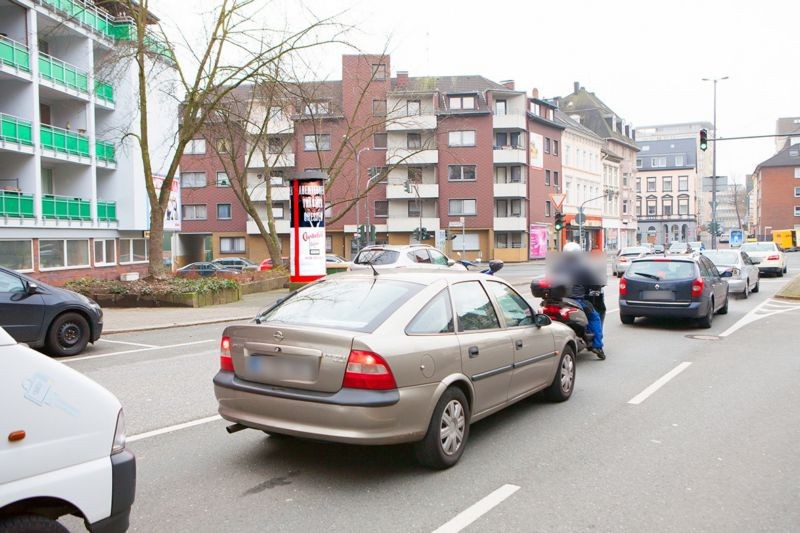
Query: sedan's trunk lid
625,260,697,303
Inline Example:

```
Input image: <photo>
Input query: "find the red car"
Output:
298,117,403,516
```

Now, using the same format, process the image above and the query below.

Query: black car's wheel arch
48,308,98,344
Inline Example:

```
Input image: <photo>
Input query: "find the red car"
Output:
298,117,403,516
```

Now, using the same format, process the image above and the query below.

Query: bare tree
730,183,748,231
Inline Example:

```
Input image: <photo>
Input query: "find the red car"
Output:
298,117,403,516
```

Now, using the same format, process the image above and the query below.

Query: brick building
753,144,800,235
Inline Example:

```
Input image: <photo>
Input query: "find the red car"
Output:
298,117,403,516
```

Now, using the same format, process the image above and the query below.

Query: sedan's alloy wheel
560,354,575,394
439,400,465,456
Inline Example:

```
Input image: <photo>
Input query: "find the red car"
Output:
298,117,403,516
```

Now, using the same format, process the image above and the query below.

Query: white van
0,327,135,532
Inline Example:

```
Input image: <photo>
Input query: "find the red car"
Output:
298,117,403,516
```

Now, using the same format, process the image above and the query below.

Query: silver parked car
214,270,578,469
612,246,650,277
701,249,760,298
350,244,466,271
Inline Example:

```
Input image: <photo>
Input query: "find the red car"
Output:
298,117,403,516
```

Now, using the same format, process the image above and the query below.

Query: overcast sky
153,0,799,183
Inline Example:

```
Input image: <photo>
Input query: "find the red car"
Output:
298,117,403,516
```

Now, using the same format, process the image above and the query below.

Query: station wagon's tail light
619,279,627,296
691,277,704,298
220,336,234,372
342,350,396,390
767,255,780,261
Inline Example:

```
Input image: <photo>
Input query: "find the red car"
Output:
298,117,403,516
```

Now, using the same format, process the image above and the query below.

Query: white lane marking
628,362,692,405
432,484,521,533
62,339,216,363
605,307,619,313
128,415,223,443
718,298,800,338
97,338,158,348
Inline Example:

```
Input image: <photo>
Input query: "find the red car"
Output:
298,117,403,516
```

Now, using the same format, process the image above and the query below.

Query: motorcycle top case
531,278,570,300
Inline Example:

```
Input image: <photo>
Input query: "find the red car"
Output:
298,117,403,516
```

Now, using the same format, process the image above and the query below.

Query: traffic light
404,180,411,193
554,211,565,231
699,128,708,151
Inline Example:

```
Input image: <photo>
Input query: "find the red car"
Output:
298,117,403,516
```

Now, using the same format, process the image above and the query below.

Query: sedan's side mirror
26,282,39,295
720,271,733,278
446,260,455,267
534,314,552,328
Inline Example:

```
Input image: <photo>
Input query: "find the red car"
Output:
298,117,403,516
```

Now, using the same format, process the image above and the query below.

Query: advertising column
289,171,327,283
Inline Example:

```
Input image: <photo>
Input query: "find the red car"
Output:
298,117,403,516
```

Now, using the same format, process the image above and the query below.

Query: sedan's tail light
619,279,627,296
342,350,396,390
691,277,704,298
220,336,234,372
767,255,780,261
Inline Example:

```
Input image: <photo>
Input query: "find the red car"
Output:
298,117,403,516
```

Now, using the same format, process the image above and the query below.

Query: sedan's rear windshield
702,251,738,266
628,260,696,281
354,249,400,265
741,243,776,252
258,279,423,332
621,247,647,256
668,243,688,251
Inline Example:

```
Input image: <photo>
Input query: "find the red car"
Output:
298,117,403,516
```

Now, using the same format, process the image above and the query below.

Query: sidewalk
102,289,290,334
776,272,800,300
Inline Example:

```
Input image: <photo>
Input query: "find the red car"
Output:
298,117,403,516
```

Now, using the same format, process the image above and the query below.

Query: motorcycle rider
552,241,606,359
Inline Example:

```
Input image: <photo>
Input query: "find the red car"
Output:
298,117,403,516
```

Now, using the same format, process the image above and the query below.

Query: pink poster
529,225,547,259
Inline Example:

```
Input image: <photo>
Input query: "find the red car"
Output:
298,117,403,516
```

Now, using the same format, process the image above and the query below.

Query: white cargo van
0,327,135,532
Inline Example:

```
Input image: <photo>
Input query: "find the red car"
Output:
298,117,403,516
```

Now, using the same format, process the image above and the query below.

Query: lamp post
578,189,618,251
702,76,728,250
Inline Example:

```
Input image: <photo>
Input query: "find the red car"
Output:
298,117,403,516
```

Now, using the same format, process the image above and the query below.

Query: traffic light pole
703,76,727,251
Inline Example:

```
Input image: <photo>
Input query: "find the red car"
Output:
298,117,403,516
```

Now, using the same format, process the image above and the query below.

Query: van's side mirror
534,314,552,328
26,282,39,295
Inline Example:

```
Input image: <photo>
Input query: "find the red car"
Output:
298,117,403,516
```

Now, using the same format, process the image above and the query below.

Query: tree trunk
147,206,167,278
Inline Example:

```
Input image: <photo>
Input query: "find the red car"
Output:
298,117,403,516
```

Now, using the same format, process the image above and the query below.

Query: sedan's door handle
468,346,479,358
515,340,523,350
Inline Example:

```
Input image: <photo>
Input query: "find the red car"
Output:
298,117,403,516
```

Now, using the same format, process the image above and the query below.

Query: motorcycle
531,277,606,359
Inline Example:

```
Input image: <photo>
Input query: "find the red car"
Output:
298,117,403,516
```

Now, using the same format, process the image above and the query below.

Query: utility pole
703,76,728,250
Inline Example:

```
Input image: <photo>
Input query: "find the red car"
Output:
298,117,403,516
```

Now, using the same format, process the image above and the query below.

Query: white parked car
0,327,135,532
350,244,466,271
740,241,788,277
701,249,760,298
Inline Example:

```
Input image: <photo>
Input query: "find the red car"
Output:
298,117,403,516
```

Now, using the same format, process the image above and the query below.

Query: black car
0,266,103,356
619,255,730,328
176,262,241,277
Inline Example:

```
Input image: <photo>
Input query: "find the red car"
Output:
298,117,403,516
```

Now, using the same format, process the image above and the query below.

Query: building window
663,176,672,192
38,239,90,270
217,203,232,219
553,171,559,186
0,240,33,271
182,204,207,220
94,239,116,266
181,172,206,188
495,131,521,149
636,159,643,168
220,237,245,253
495,199,523,217
651,156,667,168
495,232,523,249
495,100,507,115
303,134,331,151
369,166,388,183
545,170,551,186
183,139,206,155
374,200,388,217
372,99,387,116
325,235,333,253
216,172,230,187
662,196,673,216
119,239,148,264
303,101,329,115
647,177,656,192
646,197,657,216
407,133,422,149
449,130,476,147
675,154,685,166
408,201,421,218
272,202,284,219
449,199,477,216
408,167,423,182
371,63,386,80
448,165,477,181
795,206,800,216
636,177,641,193
268,137,284,154
679,175,689,191
453,233,480,251
622,200,629,215
553,139,559,156
373,133,387,149
510,166,522,183
217,139,230,153
678,195,690,215
544,137,551,154
406,100,421,116
636,197,642,216
545,200,552,217
795,187,800,197
448,95,475,110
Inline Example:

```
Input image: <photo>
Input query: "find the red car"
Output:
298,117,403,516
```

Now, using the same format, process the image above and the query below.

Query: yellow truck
771,229,798,251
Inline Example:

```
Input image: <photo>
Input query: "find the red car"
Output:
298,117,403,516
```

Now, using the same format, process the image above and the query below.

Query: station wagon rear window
628,260,696,281
259,279,423,332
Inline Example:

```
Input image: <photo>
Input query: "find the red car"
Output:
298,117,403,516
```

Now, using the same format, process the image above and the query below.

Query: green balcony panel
1,114,34,146
95,80,114,103
0,191,35,218
38,53,89,93
40,125,90,158
40,0,117,39
0,36,31,72
96,140,116,163
97,201,117,221
42,195,91,221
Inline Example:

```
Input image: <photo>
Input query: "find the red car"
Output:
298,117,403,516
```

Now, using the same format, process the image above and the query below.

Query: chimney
573,81,580,93
531,87,539,99
501,80,515,90
397,70,408,88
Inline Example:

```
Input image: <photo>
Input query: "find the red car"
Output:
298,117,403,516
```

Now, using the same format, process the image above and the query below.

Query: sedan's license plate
250,355,317,381
641,290,675,301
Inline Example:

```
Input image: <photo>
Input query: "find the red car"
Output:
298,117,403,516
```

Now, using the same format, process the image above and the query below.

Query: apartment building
0,0,177,283
775,116,800,153
601,146,623,250
634,138,701,244
752,144,800,235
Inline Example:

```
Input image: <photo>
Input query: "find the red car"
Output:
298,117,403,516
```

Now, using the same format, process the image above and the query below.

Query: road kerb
104,315,255,335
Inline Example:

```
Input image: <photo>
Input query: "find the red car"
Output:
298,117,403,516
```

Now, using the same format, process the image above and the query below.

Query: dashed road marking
432,484,521,533
128,415,223,443
628,362,692,405
97,338,158,348
718,298,800,338
62,339,216,363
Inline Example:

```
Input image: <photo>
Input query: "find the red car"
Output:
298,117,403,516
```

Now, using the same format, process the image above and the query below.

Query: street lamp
702,76,728,250
578,188,618,251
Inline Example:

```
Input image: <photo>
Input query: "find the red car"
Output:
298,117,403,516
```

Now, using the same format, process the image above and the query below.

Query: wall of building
757,166,799,231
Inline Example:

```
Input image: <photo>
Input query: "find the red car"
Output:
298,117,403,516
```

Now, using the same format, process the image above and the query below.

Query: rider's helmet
563,241,582,253
488,259,504,273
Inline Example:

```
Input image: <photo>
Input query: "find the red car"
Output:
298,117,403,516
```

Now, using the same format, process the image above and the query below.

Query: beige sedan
214,270,578,469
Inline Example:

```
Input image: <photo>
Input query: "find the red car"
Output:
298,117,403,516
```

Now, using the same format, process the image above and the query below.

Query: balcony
493,182,527,198
38,52,89,95
387,216,440,233
493,147,527,165
0,114,34,153
492,113,526,130
247,218,290,235
95,79,114,107
493,216,527,231
97,200,117,221
96,140,116,166
386,183,439,200
386,148,438,166
0,35,31,75
385,114,437,131
249,151,295,169
111,21,174,60
249,185,290,203
637,213,698,223
40,125,90,160
0,190,35,218
38,0,117,40
42,194,91,221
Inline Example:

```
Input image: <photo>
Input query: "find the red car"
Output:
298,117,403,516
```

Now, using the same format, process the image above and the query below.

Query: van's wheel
0,515,69,533
414,387,470,470
620,314,635,325
46,312,90,357
698,299,714,329
545,346,576,402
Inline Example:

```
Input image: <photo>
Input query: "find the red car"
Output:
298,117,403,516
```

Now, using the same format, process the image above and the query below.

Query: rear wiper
633,272,661,280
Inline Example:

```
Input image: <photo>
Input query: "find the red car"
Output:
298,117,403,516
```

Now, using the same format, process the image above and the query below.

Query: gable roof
755,143,800,170
558,86,638,150
555,109,602,141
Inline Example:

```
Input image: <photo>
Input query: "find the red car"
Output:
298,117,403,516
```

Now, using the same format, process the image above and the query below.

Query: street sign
730,229,744,247
550,193,566,210
574,212,586,224
449,221,463,228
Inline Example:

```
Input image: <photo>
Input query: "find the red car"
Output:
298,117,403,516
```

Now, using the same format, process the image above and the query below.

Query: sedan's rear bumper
619,300,705,318
213,371,436,445
726,278,747,293
757,265,783,274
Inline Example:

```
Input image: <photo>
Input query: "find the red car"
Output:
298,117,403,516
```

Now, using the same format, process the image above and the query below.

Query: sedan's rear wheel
741,282,750,299
753,280,760,293
620,314,635,325
46,312,90,357
414,387,470,470
778,269,784,278
719,293,729,314
698,299,714,329
545,346,576,402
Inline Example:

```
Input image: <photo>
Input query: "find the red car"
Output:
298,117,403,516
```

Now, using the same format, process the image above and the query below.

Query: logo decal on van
22,373,79,416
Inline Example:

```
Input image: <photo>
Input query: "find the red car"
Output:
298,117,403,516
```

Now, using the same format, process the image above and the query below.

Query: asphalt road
59,254,800,532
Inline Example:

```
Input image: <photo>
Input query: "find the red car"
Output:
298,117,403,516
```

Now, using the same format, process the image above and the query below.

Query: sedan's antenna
367,261,379,277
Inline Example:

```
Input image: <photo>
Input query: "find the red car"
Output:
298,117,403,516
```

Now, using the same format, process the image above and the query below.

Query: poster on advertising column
289,172,327,282
529,224,548,259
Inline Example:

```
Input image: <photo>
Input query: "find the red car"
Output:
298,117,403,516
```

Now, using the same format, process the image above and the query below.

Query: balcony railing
96,140,116,163
95,79,114,103
42,194,91,220
111,20,174,60
38,52,89,93
0,35,31,72
0,190,35,218
1,114,34,146
97,200,117,221
40,124,90,157
38,0,116,40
